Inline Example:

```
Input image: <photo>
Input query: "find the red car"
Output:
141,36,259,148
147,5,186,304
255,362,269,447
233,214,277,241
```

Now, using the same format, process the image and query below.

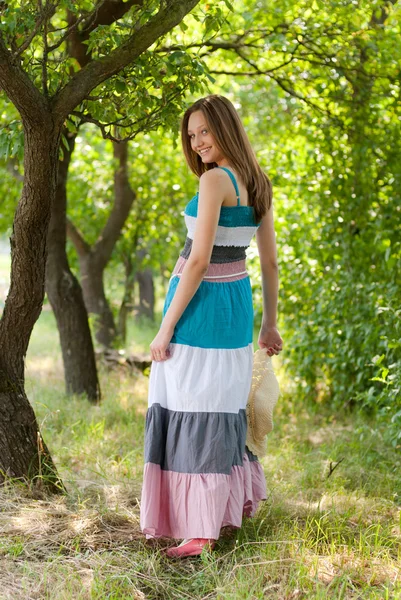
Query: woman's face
187,110,225,164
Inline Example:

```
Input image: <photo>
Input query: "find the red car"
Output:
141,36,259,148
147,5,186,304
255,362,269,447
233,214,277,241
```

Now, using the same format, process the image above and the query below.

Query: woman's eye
202,129,208,134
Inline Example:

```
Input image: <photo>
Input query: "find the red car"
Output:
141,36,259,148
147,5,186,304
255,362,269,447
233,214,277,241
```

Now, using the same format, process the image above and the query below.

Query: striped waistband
170,256,249,283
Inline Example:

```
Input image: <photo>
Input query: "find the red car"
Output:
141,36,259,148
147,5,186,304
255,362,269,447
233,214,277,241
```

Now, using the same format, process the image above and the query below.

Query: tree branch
52,0,200,120
14,4,53,57
47,8,99,54
65,1,143,67
93,139,136,269
49,7,98,54
39,0,51,97
66,218,91,256
160,28,394,80
69,86,184,142
327,458,345,478
370,0,397,25
0,34,48,125
70,110,131,137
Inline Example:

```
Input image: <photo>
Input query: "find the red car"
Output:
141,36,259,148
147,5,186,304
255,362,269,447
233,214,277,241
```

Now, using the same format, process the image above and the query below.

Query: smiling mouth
198,147,212,156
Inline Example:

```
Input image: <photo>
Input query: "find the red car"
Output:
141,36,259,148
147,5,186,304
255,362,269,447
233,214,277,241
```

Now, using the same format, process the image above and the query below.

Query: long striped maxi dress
140,166,267,540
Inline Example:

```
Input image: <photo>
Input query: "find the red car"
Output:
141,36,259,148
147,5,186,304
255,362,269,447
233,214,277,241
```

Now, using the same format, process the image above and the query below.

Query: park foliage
0,0,400,462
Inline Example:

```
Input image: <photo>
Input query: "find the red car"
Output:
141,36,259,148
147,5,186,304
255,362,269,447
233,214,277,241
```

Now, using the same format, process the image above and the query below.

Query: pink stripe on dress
140,453,267,540
171,256,249,283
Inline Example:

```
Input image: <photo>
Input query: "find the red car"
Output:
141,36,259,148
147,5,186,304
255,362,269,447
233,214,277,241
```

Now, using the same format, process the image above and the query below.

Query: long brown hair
180,94,272,224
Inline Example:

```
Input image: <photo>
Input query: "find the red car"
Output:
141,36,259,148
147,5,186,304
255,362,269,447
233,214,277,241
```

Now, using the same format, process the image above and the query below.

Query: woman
140,94,282,558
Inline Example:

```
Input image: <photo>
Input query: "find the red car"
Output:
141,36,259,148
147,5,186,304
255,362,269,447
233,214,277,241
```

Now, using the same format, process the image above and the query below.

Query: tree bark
118,254,136,341
67,140,136,348
136,267,155,320
0,0,200,488
46,132,100,401
67,1,142,68
80,255,118,348
44,2,142,380
0,120,63,491
53,0,201,119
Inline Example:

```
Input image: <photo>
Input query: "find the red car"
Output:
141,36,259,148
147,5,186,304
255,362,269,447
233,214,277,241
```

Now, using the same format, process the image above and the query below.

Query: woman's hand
149,324,174,362
258,323,283,357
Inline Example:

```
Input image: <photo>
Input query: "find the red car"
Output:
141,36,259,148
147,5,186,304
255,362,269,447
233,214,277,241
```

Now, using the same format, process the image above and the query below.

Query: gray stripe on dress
144,403,259,474
180,237,247,263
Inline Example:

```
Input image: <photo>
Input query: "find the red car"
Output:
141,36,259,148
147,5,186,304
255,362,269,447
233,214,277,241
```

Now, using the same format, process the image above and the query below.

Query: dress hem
140,454,267,540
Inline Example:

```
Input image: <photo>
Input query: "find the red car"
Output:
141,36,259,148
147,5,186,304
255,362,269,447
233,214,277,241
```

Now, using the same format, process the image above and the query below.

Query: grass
0,304,400,597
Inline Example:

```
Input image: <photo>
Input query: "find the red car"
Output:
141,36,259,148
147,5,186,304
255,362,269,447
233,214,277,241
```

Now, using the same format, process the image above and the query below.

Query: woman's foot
165,538,215,558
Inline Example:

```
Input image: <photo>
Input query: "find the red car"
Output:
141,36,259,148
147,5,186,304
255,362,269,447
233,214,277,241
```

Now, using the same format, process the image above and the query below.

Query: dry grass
0,312,400,599
0,480,400,599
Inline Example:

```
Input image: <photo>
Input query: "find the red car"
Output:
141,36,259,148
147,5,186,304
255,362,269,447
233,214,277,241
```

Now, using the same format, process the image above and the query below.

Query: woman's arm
256,199,279,326
255,200,282,355
160,169,224,335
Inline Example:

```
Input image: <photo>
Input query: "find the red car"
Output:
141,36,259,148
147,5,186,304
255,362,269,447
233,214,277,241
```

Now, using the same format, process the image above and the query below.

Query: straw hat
245,349,280,459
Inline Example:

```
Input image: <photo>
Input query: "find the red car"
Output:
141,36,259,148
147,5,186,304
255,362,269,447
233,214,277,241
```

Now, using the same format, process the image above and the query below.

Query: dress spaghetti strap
218,166,241,206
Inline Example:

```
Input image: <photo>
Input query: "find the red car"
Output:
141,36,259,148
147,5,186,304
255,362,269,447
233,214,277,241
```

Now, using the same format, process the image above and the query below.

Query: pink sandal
165,538,216,558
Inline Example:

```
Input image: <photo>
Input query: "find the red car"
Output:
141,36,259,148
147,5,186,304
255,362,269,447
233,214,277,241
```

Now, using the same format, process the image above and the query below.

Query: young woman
140,94,282,558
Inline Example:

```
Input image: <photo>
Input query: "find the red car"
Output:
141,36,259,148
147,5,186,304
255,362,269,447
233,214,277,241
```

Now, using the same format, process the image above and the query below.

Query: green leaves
70,44,209,141
0,0,399,443
219,0,401,444
0,2,38,39
0,120,23,162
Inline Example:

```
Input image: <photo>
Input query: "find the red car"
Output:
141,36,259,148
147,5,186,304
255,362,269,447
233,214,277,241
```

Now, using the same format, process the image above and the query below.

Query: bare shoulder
199,168,227,189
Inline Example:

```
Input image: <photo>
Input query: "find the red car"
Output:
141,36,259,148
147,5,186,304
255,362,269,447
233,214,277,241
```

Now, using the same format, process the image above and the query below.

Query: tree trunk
67,140,136,348
134,246,154,321
136,268,155,320
0,123,63,491
46,132,100,402
0,0,202,489
80,255,117,348
118,252,138,342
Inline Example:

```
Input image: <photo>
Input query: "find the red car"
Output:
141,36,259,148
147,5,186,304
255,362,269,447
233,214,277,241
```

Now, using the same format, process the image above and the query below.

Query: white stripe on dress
148,342,254,414
185,215,257,247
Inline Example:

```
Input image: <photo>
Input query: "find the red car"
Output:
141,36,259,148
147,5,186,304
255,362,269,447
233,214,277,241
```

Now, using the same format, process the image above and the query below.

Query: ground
0,248,400,599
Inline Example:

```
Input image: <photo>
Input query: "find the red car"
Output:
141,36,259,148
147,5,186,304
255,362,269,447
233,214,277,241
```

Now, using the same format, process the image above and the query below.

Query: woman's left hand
149,325,174,362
